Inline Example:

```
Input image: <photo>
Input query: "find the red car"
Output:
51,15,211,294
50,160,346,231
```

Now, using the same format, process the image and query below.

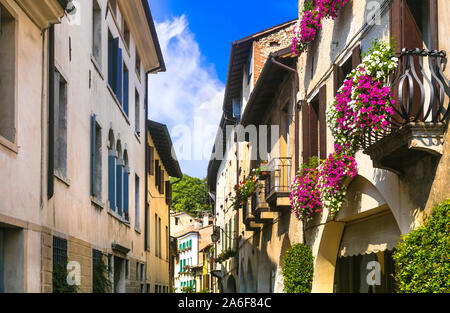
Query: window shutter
149,147,154,175
116,160,123,215
116,48,123,103
301,101,310,163
108,152,116,210
319,86,327,160
352,45,361,69
123,69,129,116
160,168,165,194
90,115,96,197
123,167,129,220
165,181,172,205
108,38,119,91
54,71,61,156
309,102,319,160
155,160,159,187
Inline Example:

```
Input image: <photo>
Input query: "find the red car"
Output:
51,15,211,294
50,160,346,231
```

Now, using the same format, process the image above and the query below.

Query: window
108,131,116,210
155,160,160,188
158,217,162,258
123,151,129,221
175,217,179,226
116,142,123,216
140,263,145,281
136,52,141,77
125,260,130,279
54,70,68,178
92,249,103,292
302,85,327,162
135,175,140,229
92,0,102,67
108,31,123,103
123,20,130,50
90,115,102,200
0,3,16,145
166,226,169,261
148,146,154,175
52,236,68,291
136,261,140,281
247,47,253,85
123,64,129,116
135,90,140,136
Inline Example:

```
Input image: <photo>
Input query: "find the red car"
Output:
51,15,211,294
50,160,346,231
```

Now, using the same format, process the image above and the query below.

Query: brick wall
253,25,294,85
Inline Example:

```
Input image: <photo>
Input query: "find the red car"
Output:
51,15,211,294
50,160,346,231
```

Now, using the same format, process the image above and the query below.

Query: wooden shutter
123,168,129,220
165,181,172,205
123,68,129,116
302,101,310,163
116,161,123,215
155,160,159,187
108,153,116,210
319,86,327,160
148,146,154,175
116,48,123,103
333,64,343,96
160,167,165,194
309,101,319,161
90,115,97,197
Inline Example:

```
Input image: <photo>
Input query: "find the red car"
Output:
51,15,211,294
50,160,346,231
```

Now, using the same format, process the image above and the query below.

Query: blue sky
147,0,298,179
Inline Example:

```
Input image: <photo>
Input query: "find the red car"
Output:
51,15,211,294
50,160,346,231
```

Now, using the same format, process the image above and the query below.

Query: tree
170,175,212,216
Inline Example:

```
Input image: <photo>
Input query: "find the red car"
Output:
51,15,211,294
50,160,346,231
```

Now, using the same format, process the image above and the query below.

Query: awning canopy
339,212,401,258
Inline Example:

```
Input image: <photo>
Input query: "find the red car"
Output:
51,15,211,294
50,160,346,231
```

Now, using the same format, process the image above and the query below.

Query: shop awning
339,212,401,258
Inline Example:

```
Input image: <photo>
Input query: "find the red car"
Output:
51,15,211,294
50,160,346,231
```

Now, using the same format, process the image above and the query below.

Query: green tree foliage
393,199,450,293
170,175,212,216
281,244,314,293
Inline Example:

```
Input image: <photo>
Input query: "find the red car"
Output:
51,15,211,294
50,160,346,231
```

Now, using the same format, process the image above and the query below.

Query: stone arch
123,149,129,167
108,129,115,150
310,175,402,293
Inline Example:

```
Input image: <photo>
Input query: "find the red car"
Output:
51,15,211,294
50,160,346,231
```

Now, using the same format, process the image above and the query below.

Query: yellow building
147,120,183,293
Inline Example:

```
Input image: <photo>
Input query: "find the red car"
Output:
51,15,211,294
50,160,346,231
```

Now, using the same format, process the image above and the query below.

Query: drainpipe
270,57,299,171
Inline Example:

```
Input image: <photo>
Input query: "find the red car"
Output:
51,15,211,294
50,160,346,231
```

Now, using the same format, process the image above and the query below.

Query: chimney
194,220,202,230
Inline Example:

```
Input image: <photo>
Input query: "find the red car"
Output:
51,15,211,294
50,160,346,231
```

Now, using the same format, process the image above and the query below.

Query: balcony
242,198,263,232
265,157,292,208
360,49,449,174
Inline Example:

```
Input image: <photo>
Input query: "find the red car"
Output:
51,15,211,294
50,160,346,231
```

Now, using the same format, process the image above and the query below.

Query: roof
148,120,183,178
222,19,297,113
141,0,166,73
241,47,297,126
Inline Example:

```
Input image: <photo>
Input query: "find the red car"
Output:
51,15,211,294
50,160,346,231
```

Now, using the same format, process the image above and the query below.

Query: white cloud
148,15,225,175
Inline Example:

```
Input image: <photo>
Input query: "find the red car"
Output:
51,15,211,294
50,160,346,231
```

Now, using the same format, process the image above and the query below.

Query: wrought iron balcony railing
359,48,449,173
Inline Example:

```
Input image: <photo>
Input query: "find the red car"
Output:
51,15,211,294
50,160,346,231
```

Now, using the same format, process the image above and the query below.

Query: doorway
113,256,126,293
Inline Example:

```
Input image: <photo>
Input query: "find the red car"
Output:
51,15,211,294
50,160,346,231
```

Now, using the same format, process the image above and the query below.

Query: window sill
0,136,18,154
91,196,105,209
106,84,131,126
90,55,104,80
54,171,70,187
135,227,142,234
107,208,131,226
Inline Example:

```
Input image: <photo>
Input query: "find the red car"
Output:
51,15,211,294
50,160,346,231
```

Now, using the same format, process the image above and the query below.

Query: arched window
108,130,116,210
116,141,123,216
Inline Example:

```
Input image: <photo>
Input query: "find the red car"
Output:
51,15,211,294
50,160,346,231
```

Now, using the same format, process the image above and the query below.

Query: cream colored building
0,0,174,293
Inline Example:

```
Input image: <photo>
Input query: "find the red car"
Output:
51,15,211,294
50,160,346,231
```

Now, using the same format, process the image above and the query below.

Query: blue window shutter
108,153,116,210
116,161,123,215
123,69,129,116
90,115,96,197
116,48,123,104
123,167,129,220
108,38,119,90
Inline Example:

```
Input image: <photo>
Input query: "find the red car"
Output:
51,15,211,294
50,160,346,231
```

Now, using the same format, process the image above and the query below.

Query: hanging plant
327,40,398,153
290,157,322,221
292,0,350,56
317,145,358,218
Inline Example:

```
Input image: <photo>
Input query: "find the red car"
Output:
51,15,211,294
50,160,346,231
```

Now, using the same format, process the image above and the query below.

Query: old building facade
0,0,181,293
208,0,449,293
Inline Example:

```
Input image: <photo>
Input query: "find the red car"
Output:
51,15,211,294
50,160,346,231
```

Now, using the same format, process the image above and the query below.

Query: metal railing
265,157,292,198
360,48,449,150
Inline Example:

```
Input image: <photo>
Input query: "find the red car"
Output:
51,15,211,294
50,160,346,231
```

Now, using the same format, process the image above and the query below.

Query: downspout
48,25,55,199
